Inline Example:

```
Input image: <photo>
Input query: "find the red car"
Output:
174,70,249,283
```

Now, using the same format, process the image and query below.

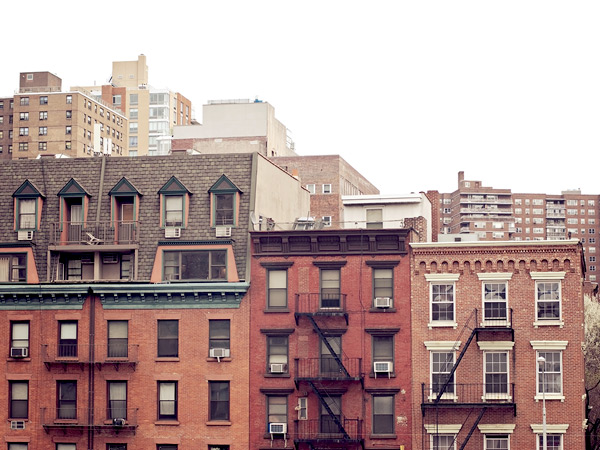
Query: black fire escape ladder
435,309,479,403
458,407,487,450
306,315,351,379
307,381,351,440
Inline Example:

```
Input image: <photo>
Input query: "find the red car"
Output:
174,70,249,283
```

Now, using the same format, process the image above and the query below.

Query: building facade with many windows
411,240,585,450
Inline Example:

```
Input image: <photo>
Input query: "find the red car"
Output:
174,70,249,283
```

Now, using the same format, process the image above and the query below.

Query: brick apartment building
249,228,417,450
1,72,127,160
431,171,600,282
411,240,585,450
0,153,309,450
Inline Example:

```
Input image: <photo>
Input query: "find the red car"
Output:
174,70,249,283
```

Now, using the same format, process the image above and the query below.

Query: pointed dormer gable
158,176,191,195
109,177,143,197
58,178,90,197
13,180,45,199
208,174,242,194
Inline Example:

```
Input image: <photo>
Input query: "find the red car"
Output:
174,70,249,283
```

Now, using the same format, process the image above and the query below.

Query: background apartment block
432,171,600,282
76,54,192,156
411,240,585,450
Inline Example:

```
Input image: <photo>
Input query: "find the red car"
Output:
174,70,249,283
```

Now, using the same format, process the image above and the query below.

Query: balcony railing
41,344,139,367
421,383,516,407
295,357,363,382
295,293,348,315
41,407,138,430
49,221,139,245
294,418,363,443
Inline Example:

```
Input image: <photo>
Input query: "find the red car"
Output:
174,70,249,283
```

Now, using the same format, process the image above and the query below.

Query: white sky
2,1,599,195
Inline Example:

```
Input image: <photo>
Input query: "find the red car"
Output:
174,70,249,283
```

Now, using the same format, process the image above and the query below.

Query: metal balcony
49,221,139,246
294,357,363,384
295,293,348,325
421,383,516,414
294,418,363,446
41,344,139,370
41,407,138,432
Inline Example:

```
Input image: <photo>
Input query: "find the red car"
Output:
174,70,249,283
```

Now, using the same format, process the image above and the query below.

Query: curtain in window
0,257,9,281
19,199,36,229
109,382,127,419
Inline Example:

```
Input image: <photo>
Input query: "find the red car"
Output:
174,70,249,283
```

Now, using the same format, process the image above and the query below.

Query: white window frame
426,274,459,329
424,424,461,450
424,341,460,401
478,273,512,326
322,184,332,194
530,424,568,450
531,272,565,327
483,350,510,400
478,424,515,450
530,341,567,401
305,184,315,194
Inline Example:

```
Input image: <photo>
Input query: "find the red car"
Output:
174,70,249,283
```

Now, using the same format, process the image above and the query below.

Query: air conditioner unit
10,420,25,430
210,348,230,358
165,227,181,238
10,347,28,358
17,230,33,241
374,297,392,308
215,226,232,237
102,253,119,264
270,363,286,373
269,423,287,434
374,361,393,373
112,418,126,427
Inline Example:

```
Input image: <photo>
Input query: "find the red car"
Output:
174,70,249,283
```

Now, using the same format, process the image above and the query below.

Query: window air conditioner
210,348,230,358
374,361,393,373
270,363,286,373
112,418,126,427
10,420,25,430
17,230,33,241
10,347,28,358
215,226,232,238
102,253,119,264
269,423,287,434
165,227,181,238
374,297,392,308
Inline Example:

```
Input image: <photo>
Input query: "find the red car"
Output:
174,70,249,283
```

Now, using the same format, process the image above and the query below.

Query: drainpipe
88,288,95,450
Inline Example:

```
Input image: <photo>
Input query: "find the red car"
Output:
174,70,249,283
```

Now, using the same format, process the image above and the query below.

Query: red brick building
249,228,414,450
410,240,585,450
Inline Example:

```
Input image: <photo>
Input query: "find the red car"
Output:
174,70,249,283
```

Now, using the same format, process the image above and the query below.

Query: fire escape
421,309,516,450
294,292,364,449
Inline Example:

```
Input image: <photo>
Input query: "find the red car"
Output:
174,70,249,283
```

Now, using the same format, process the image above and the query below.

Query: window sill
155,419,180,426
533,320,564,328
369,308,397,313
7,357,31,362
54,419,78,424
155,357,180,362
264,309,290,314
206,357,232,362
369,373,396,379
428,321,457,330
206,420,231,426
535,394,565,402
264,373,291,378
370,433,397,439
428,393,458,402
482,395,512,402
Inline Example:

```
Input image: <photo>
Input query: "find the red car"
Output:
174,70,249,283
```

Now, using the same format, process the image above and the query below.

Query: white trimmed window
531,272,565,326
479,424,515,450
425,341,460,400
306,184,315,194
424,424,461,450
484,352,509,399
531,424,568,450
426,274,460,328
478,273,512,325
531,341,567,401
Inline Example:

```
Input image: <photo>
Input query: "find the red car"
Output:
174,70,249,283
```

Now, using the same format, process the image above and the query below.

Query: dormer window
109,177,141,244
158,176,191,228
209,175,242,227
57,179,90,243
13,180,44,232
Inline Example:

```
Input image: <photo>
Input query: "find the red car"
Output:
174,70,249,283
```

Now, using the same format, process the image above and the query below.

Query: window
209,320,230,354
322,184,332,194
129,94,138,105
590,228,596,234
373,268,393,306
18,198,36,230
20,97,29,106
65,110,72,119
485,435,509,450
157,320,178,357
267,396,287,430
129,136,138,147
18,143,28,152
484,352,509,398
320,336,342,374
322,216,332,227
112,95,121,105
57,380,77,419
535,278,562,322
19,127,28,136
19,112,28,121
39,111,48,120
129,122,138,134
39,126,47,136
157,446,177,450
431,283,455,323
65,126,71,135
57,445,76,450
39,96,48,105
537,351,562,396
431,352,455,396
129,108,138,119
267,269,287,308
215,194,234,226
306,184,315,194
158,381,177,420
39,142,47,151
267,335,288,373
320,395,341,433
163,250,226,281
483,281,508,323
66,95,72,104
372,395,394,435
108,320,128,358
108,381,127,419
107,445,127,450
366,208,383,229
209,381,230,421
297,397,307,420
320,269,341,308
10,381,28,419
372,335,394,371
164,195,183,226
8,444,28,450
11,321,29,354
59,321,77,357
